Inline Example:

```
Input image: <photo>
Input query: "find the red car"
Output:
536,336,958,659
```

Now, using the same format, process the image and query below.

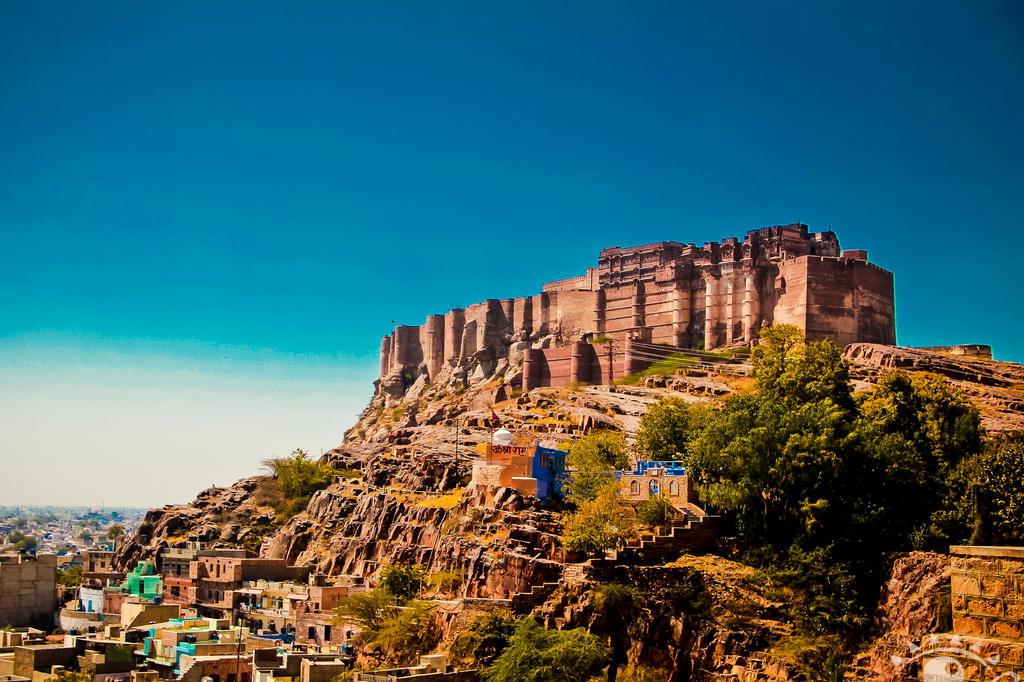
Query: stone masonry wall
950,546,1024,643
0,555,57,628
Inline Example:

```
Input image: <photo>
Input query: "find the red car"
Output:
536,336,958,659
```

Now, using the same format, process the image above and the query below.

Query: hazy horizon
2,2,1021,507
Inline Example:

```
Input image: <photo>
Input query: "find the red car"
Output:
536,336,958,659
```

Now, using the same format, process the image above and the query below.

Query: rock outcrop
845,343,1024,431
114,337,1021,680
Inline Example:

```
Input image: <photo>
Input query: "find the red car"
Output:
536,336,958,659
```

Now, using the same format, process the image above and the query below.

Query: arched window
630,480,640,495
649,479,659,495
669,480,679,496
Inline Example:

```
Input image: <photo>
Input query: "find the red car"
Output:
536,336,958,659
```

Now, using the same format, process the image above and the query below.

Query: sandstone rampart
379,223,895,397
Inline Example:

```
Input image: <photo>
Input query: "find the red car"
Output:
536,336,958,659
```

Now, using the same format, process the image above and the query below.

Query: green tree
331,589,395,638
371,600,440,666
14,536,37,554
565,430,629,503
57,566,84,587
854,371,982,549
686,325,985,646
562,484,637,557
7,530,25,545
450,612,518,667
378,563,428,605
635,398,708,460
107,524,126,541
636,494,672,528
937,434,1024,545
483,618,610,682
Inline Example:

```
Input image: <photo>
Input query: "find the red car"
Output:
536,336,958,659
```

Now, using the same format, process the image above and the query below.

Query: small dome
491,428,514,445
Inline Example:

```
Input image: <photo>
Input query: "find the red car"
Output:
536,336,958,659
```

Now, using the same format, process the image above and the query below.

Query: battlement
377,223,895,393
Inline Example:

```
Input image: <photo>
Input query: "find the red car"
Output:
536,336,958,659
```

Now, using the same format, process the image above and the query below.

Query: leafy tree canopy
565,431,629,503
483,618,610,682
635,398,710,460
562,483,637,557
378,563,428,605
937,434,1024,545
450,612,518,668
58,566,84,587
331,589,395,636
683,325,983,639
371,600,439,666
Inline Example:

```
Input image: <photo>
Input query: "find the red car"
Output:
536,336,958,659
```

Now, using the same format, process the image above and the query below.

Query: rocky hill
114,337,1023,680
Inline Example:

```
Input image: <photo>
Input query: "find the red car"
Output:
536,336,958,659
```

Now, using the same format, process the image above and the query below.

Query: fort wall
378,224,896,391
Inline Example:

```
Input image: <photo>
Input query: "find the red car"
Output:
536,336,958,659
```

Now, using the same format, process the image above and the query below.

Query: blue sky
2,1,1022,506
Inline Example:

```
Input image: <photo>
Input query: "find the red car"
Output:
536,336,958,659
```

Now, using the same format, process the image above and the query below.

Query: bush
429,569,463,595
372,600,440,666
262,449,335,522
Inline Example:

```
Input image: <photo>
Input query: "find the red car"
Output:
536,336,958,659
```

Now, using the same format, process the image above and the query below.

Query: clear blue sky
2,1,1021,505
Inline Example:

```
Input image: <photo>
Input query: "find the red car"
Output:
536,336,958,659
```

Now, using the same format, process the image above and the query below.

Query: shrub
429,569,463,595
261,449,335,522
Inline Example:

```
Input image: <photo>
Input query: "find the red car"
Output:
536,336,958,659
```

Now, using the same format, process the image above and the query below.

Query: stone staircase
510,580,561,613
588,515,718,568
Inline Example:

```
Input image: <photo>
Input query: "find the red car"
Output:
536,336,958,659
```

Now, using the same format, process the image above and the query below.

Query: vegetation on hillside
260,448,335,522
482,617,610,682
563,430,628,504
628,324,987,672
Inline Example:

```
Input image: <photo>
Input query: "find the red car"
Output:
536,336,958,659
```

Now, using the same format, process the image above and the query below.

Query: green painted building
121,560,163,602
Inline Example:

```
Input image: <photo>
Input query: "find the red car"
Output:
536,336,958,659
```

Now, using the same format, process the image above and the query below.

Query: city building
616,461,706,517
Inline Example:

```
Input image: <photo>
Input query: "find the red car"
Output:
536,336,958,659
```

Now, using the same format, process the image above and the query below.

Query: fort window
630,480,640,495
308,626,316,640
669,480,679,496
324,624,331,640
649,479,659,494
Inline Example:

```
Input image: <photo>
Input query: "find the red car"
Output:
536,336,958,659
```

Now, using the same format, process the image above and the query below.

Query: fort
379,223,895,392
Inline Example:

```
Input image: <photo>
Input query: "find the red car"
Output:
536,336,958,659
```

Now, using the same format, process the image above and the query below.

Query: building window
649,479,659,495
669,481,679,496
630,480,639,495
324,624,331,641
307,626,316,640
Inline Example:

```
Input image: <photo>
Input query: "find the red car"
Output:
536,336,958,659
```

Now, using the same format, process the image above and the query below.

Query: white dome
491,428,514,445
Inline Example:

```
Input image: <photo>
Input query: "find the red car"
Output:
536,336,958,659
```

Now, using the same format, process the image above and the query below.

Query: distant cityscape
0,506,146,555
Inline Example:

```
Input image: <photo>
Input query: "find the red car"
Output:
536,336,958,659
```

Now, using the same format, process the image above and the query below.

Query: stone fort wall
379,223,895,389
